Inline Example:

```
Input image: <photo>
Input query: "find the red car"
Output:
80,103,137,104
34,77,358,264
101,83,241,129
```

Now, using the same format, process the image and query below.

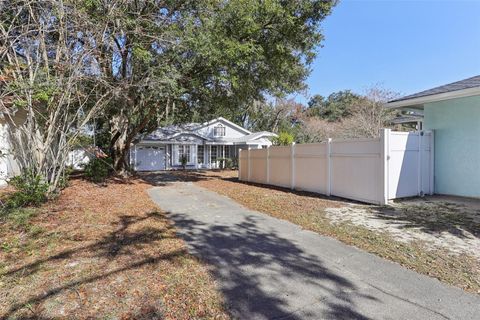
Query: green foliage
180,155,188,170
82,0,100,11
273,132,294,146
1,0,337,173
4,171,50,209
307,91,364,122
70,134,94,148
231,157,238,169
0,208,37,228
132,46,153,64
83,157,112,183
218,158,233,170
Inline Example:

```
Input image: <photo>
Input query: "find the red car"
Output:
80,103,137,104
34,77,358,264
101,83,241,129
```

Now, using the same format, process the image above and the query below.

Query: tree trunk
110,114,131,177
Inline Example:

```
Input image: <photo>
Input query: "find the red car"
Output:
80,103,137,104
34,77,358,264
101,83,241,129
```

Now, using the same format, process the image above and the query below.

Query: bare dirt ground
162,170,479,294
326,197,480,260
0,178,228,319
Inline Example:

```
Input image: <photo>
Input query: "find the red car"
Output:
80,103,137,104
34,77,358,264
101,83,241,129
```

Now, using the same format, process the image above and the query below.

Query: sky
295,0,480,103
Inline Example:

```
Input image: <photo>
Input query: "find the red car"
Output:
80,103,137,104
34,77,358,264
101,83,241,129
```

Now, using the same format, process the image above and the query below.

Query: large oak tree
1,0,337,185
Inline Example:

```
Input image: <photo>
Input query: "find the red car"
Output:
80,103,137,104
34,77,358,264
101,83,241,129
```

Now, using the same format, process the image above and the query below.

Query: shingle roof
389,75,480,103
137,118,276,144
227,131,277,143
142,123,203,141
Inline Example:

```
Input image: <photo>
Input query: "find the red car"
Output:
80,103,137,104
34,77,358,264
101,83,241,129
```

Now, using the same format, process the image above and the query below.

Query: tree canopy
0,0,337,189
306,90,364,122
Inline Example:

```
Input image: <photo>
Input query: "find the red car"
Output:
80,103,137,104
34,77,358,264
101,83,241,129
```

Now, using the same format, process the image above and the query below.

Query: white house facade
131,117,277,171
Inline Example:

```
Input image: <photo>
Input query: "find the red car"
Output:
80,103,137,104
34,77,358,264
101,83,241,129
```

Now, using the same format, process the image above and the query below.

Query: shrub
180,155,188,170
273,132,294,146
218,158,233,170
83,157,112,182
231,157,238,169
5,171,49,209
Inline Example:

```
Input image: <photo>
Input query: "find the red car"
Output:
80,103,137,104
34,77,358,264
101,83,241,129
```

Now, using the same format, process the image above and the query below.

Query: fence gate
386,131,434,200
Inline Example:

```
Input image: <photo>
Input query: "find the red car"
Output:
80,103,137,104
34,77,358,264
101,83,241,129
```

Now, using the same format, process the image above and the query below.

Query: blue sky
295,0,480,103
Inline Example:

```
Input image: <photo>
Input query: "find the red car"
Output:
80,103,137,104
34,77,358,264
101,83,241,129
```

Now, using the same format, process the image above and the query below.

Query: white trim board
386,86,480,109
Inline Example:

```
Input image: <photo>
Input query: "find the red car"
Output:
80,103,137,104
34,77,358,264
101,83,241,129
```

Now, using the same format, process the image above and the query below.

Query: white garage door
135,146,165,171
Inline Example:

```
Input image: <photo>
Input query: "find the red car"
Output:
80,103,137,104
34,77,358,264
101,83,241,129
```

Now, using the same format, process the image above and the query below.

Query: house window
213,124,225,137
197,145,204,164
211,145,217,164
178,145,192,164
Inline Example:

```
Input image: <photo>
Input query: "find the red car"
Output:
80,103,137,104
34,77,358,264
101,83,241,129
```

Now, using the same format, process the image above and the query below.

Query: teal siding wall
423,96,480,197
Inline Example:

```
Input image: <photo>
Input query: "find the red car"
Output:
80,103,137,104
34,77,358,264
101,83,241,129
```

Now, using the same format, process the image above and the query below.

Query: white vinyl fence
239,129,434,205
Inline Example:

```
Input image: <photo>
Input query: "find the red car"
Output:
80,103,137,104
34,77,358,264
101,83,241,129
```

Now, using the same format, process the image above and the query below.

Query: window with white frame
197,145,204,164
213,124,226,137
211,145,217,163
178,145,192,164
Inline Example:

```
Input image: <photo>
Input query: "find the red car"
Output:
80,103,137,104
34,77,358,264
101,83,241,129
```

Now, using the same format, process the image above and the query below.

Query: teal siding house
387,75,480,198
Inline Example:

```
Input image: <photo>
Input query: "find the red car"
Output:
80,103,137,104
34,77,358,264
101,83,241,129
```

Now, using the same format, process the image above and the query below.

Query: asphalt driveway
148,182,480,320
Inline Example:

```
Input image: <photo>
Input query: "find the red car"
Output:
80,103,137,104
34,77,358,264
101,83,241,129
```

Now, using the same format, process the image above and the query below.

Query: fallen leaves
0,178,229,319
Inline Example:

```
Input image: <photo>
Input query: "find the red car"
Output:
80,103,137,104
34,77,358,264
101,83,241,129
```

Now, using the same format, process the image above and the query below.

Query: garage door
135,146,165,171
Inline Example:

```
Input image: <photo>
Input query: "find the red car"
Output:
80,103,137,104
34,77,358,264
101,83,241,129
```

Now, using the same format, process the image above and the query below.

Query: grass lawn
0,178,228,319
185,170,480,295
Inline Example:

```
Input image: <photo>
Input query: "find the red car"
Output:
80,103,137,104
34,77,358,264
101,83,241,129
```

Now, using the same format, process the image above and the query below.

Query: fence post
247,147,251,182
417,130,423,196
429,130,435,195
379,129,390,205
266,146,270,184
238,149,242,180
326,138,332,196
290,142,296,190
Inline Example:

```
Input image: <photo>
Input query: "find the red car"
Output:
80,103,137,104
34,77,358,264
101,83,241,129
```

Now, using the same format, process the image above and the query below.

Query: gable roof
137,117,261,143
195,117,251,135
387,75,480,108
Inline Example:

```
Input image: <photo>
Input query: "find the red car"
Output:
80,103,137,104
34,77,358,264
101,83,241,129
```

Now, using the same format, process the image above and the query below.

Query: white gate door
135,146,165,171
388,131,433,199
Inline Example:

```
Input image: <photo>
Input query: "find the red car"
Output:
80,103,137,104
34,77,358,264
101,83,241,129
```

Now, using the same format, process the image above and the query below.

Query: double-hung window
178,145,191,163
213,124,226,137
197,145,204,164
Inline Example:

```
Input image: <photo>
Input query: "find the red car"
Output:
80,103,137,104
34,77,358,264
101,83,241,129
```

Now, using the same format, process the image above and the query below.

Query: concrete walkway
148,182,480,320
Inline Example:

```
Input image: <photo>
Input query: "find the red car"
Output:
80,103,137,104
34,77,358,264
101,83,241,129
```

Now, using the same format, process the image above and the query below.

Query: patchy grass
182,170,480,295
0,178,229,319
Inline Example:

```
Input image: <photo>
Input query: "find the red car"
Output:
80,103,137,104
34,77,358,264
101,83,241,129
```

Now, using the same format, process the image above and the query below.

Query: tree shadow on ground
141,170,357,206
137,170,228,186
222,176,359,204
222,174,480,240
1,211,183,319
369,200,480,239
168,211,378,319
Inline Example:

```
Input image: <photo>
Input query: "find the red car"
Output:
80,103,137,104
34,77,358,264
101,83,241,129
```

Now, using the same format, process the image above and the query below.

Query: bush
5,171,49,209
273,132,294,146
83,157,112,182
231,157,238,169
180,155,188,170
218,157,233,170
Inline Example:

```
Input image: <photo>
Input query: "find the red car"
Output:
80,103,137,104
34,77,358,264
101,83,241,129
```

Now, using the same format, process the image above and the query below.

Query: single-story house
131,117,277,171
387,75,480,198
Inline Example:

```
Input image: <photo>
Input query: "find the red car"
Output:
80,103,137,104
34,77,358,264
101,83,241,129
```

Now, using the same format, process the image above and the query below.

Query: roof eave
196,117,252,135
386,86,480,109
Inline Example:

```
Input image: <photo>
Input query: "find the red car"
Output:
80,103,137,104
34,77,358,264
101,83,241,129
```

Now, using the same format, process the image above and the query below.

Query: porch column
195,145,198,169
208,145,211,169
